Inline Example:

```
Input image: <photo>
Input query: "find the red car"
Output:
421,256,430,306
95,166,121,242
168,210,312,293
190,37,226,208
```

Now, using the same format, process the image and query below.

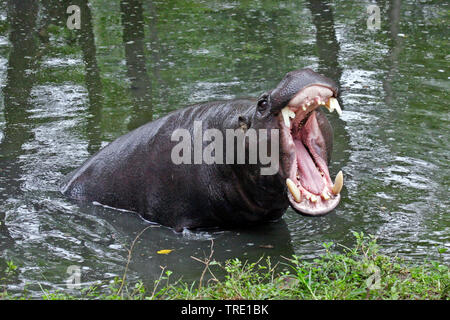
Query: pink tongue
294,139,324,195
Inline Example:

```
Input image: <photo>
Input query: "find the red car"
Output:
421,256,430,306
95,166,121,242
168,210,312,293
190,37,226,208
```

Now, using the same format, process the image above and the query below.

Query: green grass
1,233,448,300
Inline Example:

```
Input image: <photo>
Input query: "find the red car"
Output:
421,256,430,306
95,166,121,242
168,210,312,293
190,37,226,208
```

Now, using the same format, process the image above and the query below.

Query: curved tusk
332,170,343,195
286,178,301,203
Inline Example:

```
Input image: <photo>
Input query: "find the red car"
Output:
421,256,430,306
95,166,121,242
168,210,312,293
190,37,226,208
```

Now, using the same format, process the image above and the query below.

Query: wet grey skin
61,68,341,231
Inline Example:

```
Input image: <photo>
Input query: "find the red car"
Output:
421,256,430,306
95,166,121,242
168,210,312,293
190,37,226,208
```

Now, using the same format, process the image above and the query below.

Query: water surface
0,0,448,296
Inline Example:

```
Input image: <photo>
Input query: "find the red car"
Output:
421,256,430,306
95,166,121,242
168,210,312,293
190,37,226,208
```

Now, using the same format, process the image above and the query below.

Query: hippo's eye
257,98,268,111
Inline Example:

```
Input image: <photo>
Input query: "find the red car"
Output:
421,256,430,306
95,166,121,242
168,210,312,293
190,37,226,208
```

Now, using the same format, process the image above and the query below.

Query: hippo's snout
268,68,339,113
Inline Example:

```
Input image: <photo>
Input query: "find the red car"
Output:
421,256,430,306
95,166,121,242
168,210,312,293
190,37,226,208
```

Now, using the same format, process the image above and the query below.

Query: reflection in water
38,0,104,154
146,0,164,105
307,0,342,85
0,0,40,251
75,0,104,154
121,0,153,130
0,0,448,296
382,0,403,106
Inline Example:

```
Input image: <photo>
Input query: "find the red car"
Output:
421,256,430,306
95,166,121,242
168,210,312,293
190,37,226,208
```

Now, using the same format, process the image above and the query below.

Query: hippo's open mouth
279,85,343,216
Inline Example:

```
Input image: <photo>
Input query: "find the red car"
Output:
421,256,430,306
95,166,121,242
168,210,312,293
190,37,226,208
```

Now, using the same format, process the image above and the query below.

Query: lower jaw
285,166,341,216
287,190,341,216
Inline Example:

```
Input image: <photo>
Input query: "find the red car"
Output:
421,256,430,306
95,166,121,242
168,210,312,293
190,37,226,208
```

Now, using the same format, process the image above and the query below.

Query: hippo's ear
238,116,251,132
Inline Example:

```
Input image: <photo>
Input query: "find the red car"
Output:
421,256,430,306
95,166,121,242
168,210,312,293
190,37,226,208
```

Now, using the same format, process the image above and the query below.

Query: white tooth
281,107,291,127
286,178,301,203
288,109,296,119
321,190,330,200
332,170,343,195
330,98,342,116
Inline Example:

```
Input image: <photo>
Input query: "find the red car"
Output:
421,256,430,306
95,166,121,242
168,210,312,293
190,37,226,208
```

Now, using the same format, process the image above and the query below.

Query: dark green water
0,0,448,297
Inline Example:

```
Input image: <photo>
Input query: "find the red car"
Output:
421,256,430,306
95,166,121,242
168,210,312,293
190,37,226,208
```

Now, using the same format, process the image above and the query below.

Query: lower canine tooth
332,170,344,195
286,178,301,203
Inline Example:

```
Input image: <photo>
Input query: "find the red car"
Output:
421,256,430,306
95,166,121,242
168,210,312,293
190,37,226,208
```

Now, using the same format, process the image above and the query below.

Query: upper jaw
277,85,344,217
268,68,339,114
279,85,341,129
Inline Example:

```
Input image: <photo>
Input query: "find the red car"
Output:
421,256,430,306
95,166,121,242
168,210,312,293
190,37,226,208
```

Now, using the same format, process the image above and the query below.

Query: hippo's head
253,68,343,216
